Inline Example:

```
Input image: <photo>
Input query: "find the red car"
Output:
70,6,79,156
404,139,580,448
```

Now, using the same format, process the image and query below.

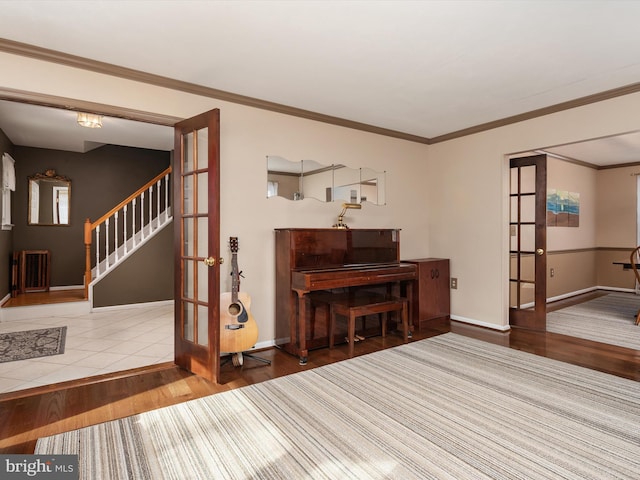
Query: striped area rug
547,292,640,350
36,333,640,479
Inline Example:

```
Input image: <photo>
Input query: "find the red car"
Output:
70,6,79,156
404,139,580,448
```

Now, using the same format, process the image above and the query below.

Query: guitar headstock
229,237,239,253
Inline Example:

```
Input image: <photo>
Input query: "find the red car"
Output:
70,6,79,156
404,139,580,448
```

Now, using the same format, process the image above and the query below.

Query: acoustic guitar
220,237,259,354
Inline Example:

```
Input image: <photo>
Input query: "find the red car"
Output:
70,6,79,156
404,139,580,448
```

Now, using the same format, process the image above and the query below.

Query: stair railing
84,167,172,297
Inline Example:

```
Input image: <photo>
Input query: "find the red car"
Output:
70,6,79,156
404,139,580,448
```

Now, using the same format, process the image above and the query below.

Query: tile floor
0,302,173,394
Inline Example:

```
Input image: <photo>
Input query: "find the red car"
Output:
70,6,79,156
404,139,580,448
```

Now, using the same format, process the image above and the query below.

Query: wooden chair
629,246,640,325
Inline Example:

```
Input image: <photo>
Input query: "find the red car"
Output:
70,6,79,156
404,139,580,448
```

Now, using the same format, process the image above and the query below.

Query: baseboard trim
49,285,84,291
450,315,511,332
547,286,635,305
0,301,90,322
456,286,637,334
546,287,599,303
596,285,636,293
91,299,174,313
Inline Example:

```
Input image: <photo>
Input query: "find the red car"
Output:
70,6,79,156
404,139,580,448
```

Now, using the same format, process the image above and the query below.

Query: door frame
0,91,225,386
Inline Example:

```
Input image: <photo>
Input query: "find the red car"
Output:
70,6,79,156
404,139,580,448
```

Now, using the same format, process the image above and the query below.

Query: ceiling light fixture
77,112,103,128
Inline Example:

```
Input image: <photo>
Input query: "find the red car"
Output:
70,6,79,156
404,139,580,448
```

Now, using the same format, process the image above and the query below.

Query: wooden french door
509,154,547,331
174,109,221,383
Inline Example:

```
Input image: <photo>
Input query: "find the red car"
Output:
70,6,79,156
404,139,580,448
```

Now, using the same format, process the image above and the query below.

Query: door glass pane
197,172,208,214
183,259,194,299
197,217,208,257
519,253,535,282
183,174,194,214
519,165,536,194
197,304,209,346
520,195,535,223
509,280,518,308
183,218,194,256
510,196,518,223
198,261,209,303
183,301,194,341
520,224,535,252
518,283,535,308
197,127,208,169
183,132,194,173
510,167,518,192
509,280,535,309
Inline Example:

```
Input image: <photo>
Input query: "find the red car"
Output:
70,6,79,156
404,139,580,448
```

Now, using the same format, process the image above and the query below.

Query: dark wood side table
403,258,450,330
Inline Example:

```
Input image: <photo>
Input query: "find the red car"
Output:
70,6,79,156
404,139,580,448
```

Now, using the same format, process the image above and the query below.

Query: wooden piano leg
297,292,309,365
402,280,414,337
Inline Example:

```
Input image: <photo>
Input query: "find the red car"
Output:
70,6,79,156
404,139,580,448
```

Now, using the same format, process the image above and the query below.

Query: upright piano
275,228,417,364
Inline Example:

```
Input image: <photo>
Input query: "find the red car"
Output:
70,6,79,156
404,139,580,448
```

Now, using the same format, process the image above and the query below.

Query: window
1,153,15,230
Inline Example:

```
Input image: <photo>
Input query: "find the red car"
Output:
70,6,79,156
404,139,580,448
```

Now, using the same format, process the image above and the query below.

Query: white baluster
156,179,161,229
95,225,101,277
165,173,170,218
141,191,145,240
114,211,119,262
132,197,137,248
149,185,154,232
106,217,110,269
124,204,128,255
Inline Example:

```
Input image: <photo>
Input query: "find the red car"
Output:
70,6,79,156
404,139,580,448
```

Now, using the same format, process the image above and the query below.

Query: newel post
84,218,92,299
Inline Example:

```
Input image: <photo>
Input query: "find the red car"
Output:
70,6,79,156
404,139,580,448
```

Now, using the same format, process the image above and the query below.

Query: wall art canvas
547,189,579,227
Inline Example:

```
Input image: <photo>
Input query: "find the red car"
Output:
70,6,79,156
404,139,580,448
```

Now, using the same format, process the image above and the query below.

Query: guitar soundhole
228,303,242,316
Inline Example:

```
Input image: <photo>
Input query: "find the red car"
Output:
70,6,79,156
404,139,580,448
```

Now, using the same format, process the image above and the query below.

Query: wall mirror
266,156,385,204
28,169,71,225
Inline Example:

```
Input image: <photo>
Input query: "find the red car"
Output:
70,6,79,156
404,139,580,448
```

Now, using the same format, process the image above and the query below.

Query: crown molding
429,82,640,144
2,38,640,146
0,38,430,145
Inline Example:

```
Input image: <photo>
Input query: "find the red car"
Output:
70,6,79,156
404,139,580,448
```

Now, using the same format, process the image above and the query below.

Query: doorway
0,95,182,394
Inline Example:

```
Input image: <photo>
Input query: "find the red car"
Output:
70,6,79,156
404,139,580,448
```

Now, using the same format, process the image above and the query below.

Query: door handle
203,257,223,267
536,248,544,256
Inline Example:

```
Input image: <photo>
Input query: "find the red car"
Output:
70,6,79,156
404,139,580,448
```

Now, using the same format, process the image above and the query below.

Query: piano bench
329,294,409,358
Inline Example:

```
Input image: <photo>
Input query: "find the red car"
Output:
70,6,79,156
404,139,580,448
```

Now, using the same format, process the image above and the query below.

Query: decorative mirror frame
28,169,71,226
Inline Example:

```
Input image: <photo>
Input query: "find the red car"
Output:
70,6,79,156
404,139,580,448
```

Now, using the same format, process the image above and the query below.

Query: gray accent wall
0,128,14,299
0,140,174,307
92,223,173,307
12,144,170,287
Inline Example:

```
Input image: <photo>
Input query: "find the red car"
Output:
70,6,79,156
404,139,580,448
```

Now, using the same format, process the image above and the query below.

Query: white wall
4,51,640,337
427,93,640,329
0,52,430,346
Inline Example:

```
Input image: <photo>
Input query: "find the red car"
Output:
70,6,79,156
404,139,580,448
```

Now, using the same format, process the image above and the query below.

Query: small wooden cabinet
404,258,450,330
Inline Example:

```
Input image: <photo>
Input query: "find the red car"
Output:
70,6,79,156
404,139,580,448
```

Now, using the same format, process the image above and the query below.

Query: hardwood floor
1,311,639,455
1,288,85,307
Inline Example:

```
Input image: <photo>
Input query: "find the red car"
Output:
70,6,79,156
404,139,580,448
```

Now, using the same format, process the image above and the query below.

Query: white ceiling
0,100,173,153
1,0,640,164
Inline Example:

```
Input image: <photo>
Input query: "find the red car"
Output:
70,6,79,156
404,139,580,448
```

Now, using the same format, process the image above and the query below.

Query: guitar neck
231,253,240,301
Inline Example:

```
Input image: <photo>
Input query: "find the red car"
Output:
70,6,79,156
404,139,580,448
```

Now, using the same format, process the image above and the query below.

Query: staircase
84,167,173,302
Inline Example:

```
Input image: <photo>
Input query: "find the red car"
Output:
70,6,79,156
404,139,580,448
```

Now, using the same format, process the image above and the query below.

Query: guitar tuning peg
239,271,245,278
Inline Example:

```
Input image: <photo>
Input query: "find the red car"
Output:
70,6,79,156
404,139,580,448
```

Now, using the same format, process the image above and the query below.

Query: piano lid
276,228,401,270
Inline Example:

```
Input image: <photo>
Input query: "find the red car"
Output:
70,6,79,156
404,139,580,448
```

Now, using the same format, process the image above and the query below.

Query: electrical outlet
550,268,555,278
451,277,458,289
